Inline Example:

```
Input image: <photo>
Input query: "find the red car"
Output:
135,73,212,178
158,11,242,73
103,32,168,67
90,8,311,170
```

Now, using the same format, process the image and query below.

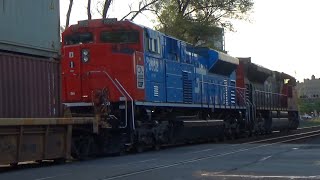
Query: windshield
100,31,139,43
64,32,93,45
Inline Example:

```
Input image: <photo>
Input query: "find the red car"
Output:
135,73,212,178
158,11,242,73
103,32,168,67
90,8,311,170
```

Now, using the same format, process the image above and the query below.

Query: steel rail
100,130,320,180
3,125,320,171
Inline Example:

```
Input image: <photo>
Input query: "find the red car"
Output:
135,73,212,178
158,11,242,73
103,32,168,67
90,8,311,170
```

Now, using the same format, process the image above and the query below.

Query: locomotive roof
239,57,273,83
66,19,249,75
238,57,296,84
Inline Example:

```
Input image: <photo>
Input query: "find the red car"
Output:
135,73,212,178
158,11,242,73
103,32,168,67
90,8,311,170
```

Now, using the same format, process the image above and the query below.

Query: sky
60,0,320,82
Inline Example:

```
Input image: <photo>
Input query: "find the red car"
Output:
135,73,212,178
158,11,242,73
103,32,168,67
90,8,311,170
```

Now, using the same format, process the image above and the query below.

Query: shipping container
0,52,61,118
0,0,60,58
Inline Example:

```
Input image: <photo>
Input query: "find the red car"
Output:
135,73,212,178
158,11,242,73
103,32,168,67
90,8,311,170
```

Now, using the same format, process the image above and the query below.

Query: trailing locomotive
61,19,299,157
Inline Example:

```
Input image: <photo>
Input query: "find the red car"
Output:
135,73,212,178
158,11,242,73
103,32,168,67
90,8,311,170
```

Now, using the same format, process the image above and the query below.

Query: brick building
297,75,320,99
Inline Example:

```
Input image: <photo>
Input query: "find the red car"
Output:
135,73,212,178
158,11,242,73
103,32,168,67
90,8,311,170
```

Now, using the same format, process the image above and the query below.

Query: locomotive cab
61,19,149,155
61,19,146,116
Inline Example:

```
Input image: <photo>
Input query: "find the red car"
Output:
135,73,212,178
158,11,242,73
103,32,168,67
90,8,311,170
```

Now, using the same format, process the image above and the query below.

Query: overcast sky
60,0,320,82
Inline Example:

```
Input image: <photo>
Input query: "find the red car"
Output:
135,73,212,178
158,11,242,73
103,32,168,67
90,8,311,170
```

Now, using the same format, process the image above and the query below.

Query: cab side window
148,37,160,54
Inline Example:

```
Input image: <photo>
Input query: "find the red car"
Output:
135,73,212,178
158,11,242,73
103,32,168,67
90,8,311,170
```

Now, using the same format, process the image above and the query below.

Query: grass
299,118,320,128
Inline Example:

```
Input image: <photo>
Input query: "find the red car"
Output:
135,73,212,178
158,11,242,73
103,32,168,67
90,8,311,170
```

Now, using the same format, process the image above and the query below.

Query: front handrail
115,79,135,130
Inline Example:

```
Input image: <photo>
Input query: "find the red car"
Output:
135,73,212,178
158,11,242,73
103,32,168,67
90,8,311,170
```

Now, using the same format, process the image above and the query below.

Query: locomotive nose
62,46,83,102
62,45,95,103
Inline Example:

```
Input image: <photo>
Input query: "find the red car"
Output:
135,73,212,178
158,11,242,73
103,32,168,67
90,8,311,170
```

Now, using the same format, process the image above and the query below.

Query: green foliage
298,98,320,114
152,0,253,48
299,118,320,128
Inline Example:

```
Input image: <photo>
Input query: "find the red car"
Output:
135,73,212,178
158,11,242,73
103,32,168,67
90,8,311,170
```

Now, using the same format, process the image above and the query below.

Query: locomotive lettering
136,65,145,89
147,57,159,72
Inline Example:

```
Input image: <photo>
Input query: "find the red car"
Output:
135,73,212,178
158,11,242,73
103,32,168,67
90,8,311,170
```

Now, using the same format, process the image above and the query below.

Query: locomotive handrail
235,86,256,128
254,89,287,96
115,79,135,130
253,89,288,109
235,88,251,106
199,80,247,107
85,70,128,129
199,80,257,109
199,80,246,90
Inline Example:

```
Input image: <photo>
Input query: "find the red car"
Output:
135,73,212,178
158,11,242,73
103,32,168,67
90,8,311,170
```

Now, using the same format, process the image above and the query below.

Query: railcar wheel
35,160,42,164
118,148,127,156
53,158,66,164
153,143,161,151
136,144,145,153
10,163,18,167
72,135,97,160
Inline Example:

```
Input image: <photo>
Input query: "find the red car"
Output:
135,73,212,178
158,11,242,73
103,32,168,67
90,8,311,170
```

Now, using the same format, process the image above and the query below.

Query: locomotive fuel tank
271,111,290,131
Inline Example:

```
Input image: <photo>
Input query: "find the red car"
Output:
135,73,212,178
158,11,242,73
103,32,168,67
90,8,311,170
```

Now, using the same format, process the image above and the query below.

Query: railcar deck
0,117,96,166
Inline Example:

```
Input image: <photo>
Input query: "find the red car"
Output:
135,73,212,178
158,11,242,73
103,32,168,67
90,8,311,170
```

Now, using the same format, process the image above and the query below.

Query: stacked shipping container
0,52,61,117
0,0,60,58
0,0,61,118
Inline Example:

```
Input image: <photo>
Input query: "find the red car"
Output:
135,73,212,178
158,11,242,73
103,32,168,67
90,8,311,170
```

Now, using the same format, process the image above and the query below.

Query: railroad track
99,127,320,180
1,125,320,173
222,125,320,145
245,129,320,144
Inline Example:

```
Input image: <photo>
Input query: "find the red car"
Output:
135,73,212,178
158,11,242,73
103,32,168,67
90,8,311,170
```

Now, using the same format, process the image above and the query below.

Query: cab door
61,46,82,102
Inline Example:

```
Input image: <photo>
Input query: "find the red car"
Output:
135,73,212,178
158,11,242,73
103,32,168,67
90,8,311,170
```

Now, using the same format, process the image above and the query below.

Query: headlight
81,49,90,63
83,56,89,63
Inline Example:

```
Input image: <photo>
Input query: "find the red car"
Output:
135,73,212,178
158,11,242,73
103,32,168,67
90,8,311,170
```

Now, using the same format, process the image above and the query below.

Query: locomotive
61,19,299,157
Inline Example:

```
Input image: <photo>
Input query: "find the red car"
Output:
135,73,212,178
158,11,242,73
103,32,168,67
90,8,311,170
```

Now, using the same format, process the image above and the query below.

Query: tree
102,0,113,19
152,0,254,48
66,0,74,27
120,0,159,21
298,98,320,114
96,0,158,21
88,0,92,20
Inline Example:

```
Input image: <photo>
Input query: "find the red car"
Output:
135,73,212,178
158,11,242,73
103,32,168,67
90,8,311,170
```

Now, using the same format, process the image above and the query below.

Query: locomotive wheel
233,126,241,139
153,143,161,151
280,129,290,134
218,134,225,142
225,128,234,140
118,148,127,156
136,144,145,153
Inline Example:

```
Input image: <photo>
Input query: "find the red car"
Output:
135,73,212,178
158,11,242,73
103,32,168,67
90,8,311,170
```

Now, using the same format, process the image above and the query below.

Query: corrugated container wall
0,0,60,58
0,52,61,118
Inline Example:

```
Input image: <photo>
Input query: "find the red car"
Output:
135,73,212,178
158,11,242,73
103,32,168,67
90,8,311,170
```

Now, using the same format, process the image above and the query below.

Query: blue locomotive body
143,27,241,109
